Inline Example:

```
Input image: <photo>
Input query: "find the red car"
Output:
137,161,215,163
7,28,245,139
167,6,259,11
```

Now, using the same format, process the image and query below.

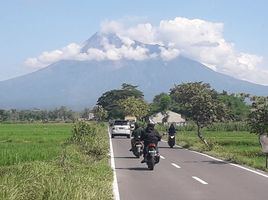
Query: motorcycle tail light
148,143,156,148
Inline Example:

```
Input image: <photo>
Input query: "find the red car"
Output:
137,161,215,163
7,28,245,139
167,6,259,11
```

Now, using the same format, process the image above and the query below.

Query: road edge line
108,127,121,200
190,150,268,178
161,139,268,179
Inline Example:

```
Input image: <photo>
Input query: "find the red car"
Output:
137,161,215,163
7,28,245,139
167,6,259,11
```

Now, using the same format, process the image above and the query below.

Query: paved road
111,135,268,200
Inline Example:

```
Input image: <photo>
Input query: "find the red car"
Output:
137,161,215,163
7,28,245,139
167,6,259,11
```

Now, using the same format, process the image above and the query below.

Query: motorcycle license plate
148,150,156,156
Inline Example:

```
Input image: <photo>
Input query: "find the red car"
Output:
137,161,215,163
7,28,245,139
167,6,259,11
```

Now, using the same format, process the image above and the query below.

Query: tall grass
172,121,250,132
0,122,113,200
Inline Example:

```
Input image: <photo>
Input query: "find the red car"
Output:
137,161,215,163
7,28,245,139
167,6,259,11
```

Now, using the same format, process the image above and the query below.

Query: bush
71,121,109,160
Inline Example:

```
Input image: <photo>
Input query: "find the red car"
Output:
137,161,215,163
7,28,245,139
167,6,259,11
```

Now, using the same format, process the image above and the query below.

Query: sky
1,0,268,85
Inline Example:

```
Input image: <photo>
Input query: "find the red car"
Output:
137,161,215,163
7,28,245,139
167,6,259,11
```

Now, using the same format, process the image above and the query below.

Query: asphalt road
111,135,268,200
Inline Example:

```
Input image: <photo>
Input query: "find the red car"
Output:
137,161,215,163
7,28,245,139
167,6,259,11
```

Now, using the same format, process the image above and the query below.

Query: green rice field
0,122,113,200
0,123,72,166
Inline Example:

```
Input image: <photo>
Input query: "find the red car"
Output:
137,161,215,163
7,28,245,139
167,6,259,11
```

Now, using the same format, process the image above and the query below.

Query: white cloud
25,17,268,85
25,43,81,68
159,47,180,60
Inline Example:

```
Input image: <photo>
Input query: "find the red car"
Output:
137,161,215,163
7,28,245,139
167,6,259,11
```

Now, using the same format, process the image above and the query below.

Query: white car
111,120,131,138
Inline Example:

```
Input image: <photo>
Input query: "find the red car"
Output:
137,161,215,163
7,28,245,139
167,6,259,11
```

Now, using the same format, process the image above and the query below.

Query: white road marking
160,155,165,159
161,140,268,179
192,176,208,185
108,127,121,200
230,163,268,178
190,150,268,178
171,163,181,168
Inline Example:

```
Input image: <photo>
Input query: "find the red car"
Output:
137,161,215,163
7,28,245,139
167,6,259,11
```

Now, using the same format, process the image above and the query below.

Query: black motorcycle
168,135,175,148
132,140,143,158
145,143,160,170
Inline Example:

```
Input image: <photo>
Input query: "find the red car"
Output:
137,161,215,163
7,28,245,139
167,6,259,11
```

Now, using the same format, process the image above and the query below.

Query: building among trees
149,110,186,125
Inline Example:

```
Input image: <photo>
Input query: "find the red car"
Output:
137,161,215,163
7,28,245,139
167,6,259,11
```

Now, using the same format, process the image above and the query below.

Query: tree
248,96,268,136
159,95,171,113
118,96,149,120
149,93,172,115
218,92,250,121
93,105,108,121
0,109,8,121
81,108,91,119
97,84,144,119
170,82,227,146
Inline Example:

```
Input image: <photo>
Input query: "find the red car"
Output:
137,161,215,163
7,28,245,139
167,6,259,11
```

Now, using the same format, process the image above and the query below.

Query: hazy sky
1,0,267,85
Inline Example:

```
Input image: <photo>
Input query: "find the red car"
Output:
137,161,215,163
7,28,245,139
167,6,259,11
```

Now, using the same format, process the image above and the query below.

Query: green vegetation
0,106,79,122
97,83,144,119
218,91,250,121
248,96,268,135
0,123,72,166
92,105,108,121
0,122,113,200
119,96,149,120
170,82,227,146
149,93,172,114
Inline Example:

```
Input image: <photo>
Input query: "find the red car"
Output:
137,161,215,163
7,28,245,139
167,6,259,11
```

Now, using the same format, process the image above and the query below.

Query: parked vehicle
111,120,131,138
168,135,175,148
145,143,160,170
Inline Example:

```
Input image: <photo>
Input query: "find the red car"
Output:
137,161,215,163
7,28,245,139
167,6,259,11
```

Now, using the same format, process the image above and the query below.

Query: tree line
1,82,267,144
95,82,267,146
0,106,79,122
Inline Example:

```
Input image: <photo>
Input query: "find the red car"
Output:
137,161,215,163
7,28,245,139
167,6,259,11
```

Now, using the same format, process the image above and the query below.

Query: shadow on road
116,167,150,171
114,156,137,159
111,137,130,140
158,146,182,150
183,160,228,165
201,160,228,165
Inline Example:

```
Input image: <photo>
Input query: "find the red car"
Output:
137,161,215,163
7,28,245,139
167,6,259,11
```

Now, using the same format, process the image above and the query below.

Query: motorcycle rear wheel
147,157,155,170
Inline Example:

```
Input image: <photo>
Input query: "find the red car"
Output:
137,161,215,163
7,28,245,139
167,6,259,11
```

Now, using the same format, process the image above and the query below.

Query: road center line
160,155,165,159
192,176,208,185
171,163,181,168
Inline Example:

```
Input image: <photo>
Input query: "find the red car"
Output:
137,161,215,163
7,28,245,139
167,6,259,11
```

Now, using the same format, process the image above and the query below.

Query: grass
0,122,113,200
161,129,268,172
0,123,72,166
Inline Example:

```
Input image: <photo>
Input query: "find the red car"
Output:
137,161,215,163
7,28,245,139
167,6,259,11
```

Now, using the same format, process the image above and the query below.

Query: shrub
71,121,109,160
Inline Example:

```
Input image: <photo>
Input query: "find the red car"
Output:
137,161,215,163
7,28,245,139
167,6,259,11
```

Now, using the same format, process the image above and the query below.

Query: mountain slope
0,56,268,110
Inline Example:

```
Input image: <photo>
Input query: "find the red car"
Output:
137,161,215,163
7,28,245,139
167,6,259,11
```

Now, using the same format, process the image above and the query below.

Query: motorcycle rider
129,122,144,151
168,123,176,136
140,122,161,163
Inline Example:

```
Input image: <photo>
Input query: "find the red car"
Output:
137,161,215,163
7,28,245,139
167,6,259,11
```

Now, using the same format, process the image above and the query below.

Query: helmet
147,122,155,128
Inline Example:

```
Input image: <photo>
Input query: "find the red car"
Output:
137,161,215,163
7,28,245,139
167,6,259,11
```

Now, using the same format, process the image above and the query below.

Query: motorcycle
145,143,160,170
132,140,143,158
168,135,175,148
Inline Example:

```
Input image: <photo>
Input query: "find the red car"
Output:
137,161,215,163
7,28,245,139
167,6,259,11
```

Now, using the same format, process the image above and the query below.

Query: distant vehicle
111,120,131,138
168,135,175,148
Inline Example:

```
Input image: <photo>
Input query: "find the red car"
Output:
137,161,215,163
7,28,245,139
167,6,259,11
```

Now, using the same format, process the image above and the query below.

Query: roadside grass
0,123,72,166
161,129,268,172
0,122,113,200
